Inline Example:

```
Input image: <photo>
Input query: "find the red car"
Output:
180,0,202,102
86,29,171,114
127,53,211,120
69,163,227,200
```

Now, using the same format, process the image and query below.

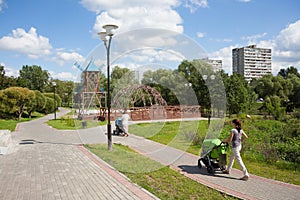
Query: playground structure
111,84,201,120
75,60,201,121
75,60,107,120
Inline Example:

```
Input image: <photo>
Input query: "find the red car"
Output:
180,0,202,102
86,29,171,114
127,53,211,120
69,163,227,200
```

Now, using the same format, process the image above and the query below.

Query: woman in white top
121,113,130,137
223,119,249,181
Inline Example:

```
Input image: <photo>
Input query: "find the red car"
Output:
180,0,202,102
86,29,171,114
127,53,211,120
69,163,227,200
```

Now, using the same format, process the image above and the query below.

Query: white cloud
49,71,78,81
0,0,4,12
275,20,300,52
257,19,300,73
52,51,85,66
183,0,208,13
197,32,205,38
0,27,52,59
123,49,185,63
238,0,251,2
241,32,267,42
81,0,183,34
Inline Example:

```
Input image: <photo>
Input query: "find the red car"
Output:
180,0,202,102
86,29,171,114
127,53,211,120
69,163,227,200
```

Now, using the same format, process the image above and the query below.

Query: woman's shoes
222,170,230,174
239,175,249,181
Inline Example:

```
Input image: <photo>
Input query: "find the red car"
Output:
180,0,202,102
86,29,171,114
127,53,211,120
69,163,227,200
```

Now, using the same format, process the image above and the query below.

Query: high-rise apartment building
232,45,272,82
199,57,222,72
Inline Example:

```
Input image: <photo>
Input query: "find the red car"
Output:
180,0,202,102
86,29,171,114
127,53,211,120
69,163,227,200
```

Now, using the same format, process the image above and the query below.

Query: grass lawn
129,120,300,185
85,143,236,200
129,120,206,155
46,118,107,130
0,112,44,131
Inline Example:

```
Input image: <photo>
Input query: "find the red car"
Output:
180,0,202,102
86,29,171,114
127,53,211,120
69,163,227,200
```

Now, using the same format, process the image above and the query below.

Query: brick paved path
0,109,157,200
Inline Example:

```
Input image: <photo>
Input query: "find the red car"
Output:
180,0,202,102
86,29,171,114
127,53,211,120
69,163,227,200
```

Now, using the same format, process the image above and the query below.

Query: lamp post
98,24,118,151
52,82,57,120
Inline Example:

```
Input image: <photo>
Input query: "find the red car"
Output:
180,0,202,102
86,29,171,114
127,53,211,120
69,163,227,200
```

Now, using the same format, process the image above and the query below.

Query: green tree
0,65,17,89
43,93,61,112
264,95,285,120
26,90,47,118
278,66,300,78
225,73,252,115
142,69,179,105
111,66,137,91
287,74,300,108
49,80,74,107
42,97,54,114
2,87,35,121
253,74,293,100
18,65,50,92
0,90,11,118
178,60,212,109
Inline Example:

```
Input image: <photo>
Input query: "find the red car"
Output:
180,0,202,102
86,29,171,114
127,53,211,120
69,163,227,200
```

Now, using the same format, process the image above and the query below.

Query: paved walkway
1,108,300,199
0,109,158,200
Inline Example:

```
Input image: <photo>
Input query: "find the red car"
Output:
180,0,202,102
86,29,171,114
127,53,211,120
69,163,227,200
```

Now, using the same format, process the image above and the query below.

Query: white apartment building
199,57,222,72
232,45,272,82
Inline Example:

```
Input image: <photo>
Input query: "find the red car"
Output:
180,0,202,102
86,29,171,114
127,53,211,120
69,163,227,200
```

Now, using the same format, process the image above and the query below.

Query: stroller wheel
207,166,214,174
197,159,202,168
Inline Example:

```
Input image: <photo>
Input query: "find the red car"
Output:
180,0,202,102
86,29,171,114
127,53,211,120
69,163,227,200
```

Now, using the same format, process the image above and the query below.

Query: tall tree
287,74,300,108
18,65,50,92
278,66,300,78
253,74,293,100
0,65,17,89
178,60,213,109
225,73,253,115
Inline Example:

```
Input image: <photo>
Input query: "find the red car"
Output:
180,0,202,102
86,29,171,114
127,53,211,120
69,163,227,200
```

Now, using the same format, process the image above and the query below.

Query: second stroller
113,117,127,136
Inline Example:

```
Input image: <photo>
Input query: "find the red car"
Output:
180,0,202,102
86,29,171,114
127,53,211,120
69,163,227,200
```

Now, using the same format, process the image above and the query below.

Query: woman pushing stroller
222,119,249,181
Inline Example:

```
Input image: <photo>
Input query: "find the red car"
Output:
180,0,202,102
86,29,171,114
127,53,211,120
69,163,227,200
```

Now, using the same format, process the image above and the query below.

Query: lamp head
98,32,108,42
103,24,118,36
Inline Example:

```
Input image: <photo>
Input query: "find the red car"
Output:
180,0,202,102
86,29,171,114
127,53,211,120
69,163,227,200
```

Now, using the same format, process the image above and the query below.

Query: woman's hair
232,119,242,133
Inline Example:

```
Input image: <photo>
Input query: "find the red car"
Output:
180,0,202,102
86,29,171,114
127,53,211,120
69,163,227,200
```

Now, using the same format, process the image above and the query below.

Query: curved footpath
1,108,300,200
0,109,158,200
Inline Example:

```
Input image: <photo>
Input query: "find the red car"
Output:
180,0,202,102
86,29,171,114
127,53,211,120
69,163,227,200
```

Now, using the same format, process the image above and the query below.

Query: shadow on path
19,139,82,146
178,165,240,181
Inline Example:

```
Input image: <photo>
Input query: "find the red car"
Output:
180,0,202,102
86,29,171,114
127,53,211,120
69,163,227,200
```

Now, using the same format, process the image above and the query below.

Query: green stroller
198,139,228,174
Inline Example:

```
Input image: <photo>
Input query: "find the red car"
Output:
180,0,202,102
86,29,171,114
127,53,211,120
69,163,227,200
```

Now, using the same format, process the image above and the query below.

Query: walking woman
223,119,249,181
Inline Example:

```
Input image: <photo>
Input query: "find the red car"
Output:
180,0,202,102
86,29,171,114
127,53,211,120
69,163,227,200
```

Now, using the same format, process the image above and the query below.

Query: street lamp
98,24,118,150
202,74,215,125
52,82,57,120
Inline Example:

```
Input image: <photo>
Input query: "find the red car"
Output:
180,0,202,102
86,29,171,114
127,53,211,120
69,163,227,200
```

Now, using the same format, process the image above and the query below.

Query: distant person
121,112,130,137
222,119,249,181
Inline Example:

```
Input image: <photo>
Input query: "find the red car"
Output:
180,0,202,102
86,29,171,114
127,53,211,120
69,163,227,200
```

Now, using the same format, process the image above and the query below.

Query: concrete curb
0,130,12,155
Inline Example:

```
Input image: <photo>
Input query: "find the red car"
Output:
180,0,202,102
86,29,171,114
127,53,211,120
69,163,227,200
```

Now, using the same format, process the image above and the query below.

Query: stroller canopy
200,139,223,158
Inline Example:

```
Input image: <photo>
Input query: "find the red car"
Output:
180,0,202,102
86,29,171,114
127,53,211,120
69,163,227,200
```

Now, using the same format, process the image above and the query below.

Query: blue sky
0,0,300,81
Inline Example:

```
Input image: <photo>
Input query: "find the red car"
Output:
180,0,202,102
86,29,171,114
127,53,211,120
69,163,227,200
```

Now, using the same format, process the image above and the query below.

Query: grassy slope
129,119,300,185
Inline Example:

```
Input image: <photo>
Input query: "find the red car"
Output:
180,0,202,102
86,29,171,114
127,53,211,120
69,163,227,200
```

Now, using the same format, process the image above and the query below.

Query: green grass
129,119,300,185
129,120,207,155
85,143,236,200
0,112,44,131
47,118,107,130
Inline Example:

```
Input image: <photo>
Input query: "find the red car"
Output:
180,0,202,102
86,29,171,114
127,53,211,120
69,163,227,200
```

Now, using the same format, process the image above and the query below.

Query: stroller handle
220,141,229,147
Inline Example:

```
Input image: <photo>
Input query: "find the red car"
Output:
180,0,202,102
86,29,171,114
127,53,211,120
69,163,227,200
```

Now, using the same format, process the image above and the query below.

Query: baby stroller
113,117,125,136
198,139,228,174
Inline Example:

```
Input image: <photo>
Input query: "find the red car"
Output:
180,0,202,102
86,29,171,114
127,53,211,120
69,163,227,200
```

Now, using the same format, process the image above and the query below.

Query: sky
0,0,300,82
